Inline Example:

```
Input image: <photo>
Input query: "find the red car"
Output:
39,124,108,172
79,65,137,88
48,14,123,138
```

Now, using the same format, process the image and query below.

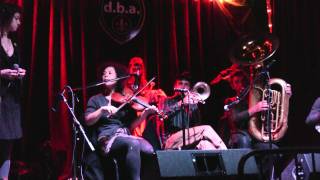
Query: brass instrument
230,33,290,142
190,82,211,104
229,33,279,66
248,78,290,142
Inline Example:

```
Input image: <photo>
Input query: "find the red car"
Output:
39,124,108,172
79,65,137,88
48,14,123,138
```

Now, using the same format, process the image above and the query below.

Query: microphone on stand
260,59,277,74
173,88,189,92
72,75,131,91
51,93,64,112
224,87,249,111
132,70,140,91
224,97,240,111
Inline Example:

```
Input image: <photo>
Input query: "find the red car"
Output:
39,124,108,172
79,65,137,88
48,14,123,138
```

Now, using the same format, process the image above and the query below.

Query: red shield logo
99,0,146,45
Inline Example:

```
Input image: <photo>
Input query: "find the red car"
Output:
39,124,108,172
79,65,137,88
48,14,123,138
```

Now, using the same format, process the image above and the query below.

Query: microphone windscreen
13,64,19,70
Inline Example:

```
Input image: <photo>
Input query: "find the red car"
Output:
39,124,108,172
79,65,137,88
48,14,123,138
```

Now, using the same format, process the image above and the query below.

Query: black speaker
281,153,320,180
155,149,259,179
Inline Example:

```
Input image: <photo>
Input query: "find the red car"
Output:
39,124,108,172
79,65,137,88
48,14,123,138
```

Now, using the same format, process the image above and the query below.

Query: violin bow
108,77,156,117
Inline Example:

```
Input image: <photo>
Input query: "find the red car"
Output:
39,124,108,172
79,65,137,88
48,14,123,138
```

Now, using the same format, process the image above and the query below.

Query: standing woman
0,2,26,180
85,62,157,180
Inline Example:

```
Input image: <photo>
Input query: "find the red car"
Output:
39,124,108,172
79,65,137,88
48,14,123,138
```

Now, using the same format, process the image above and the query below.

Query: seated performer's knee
198,125,227,150
125,138,141,152
196,140,216,150
139,139,154,155
197,125,213,136
229,133,251,148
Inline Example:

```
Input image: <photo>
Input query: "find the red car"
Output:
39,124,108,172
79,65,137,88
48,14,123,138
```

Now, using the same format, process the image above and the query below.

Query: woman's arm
85,105,118,126
306,97,320,126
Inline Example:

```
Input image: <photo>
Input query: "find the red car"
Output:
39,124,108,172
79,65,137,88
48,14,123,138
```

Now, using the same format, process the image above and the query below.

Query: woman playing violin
125,57,167,136
84,62,158,180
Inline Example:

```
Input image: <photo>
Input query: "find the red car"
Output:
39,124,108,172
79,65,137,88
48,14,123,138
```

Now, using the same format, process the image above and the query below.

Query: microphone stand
185,92,192,149
175,90,190,149
181,93,187,148
261,69,273,149
51,75,132,179
59,86,95,180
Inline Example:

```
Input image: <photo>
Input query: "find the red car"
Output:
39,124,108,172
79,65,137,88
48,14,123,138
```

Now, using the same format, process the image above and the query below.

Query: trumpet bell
192,82,211,103
229,33,279,66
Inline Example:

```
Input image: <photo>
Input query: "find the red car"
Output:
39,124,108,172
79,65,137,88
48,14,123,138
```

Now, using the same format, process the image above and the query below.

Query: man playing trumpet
158,71,227,150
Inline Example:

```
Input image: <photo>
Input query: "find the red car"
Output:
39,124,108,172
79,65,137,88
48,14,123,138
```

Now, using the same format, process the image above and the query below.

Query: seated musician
125,57,167,137
84,62,159,180
306,97,320,127
219,65,292,179
158,71,227,150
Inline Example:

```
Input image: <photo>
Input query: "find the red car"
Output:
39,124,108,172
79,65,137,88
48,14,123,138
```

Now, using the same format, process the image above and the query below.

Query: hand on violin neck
141,105,159,118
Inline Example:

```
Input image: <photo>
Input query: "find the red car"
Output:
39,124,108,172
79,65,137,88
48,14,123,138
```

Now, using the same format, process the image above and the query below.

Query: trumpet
191,82,211,104
177,82,210,104
174,82,211,104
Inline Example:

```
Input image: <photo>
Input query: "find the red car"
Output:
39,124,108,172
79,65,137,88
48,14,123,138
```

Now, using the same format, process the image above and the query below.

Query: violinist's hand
100,105,118,115
147,89,167,105
248,100,269,116
142,105,159,117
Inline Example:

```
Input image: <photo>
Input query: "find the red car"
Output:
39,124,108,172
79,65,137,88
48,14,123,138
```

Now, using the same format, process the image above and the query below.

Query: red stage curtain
4,0,277,179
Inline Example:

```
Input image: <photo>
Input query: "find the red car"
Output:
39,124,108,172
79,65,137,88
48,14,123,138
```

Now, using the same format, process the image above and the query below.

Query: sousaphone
229,33,279,66
229,33,290,142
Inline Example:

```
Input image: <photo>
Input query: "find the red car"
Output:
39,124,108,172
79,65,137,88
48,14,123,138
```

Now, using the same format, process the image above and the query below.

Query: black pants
106,136,154,180
253,142,279,180
229,130,252,148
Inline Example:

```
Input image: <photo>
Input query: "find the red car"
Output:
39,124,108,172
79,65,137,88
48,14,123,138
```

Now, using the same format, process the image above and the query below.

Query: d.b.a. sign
99,0,146,45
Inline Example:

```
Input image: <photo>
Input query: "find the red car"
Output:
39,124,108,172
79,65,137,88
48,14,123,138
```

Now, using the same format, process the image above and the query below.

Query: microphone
51,93,64,112
13,64,24,80
315,124,320,134
173,88,189,92
130,73,139,76
13,63,19,70
8,64,20,88
132,70,140,91
224,97,240,111
261,59,277,72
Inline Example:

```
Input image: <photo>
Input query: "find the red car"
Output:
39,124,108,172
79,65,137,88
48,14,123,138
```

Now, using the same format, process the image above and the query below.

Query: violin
111,90,149,111
111,90,168,120
109,76,168,120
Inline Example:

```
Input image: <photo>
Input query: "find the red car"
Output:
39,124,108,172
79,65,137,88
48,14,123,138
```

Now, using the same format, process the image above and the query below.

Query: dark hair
229,69,249,86
0,3,22,30
97,62,128,93
175,71,193,84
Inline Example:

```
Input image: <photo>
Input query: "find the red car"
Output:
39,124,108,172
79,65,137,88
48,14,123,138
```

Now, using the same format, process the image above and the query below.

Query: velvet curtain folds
6,0,90,179
5,0,271,179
